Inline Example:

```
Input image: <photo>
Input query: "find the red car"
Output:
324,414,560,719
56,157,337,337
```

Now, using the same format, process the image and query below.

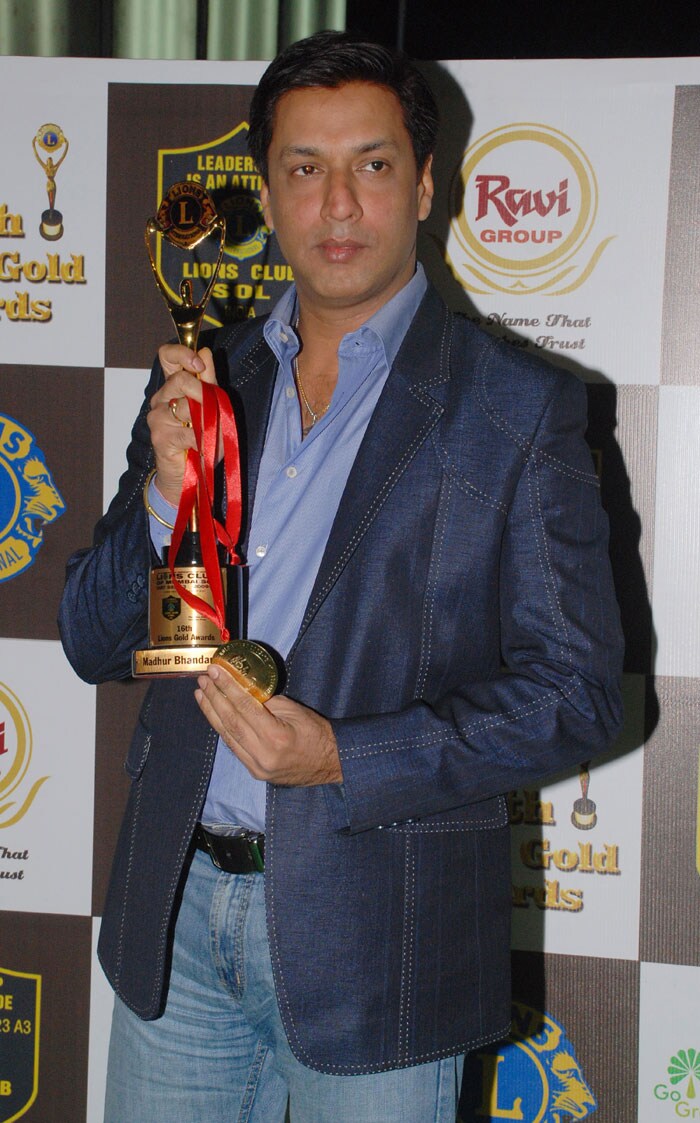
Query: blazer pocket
386,794,509,833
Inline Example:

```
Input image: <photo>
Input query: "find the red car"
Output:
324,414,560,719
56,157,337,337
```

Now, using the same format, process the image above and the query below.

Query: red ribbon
168,381,242,643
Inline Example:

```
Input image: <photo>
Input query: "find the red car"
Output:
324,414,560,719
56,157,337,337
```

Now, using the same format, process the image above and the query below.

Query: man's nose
320,171,362,223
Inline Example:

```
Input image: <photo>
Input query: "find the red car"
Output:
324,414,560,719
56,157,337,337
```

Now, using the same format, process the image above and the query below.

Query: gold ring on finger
169,397,192,429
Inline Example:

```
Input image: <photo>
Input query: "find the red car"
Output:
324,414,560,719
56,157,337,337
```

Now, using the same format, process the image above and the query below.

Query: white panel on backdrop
653,386,700,676
0,57,267,374
87,917,113,1123
510,674,645,959
0,59,109,369
103,367,151,511
0,638,95,914
638,961,700,1122
442,65,675,387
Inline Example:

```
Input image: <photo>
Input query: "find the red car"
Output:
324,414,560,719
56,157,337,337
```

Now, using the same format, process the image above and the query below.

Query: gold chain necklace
293,354,330,431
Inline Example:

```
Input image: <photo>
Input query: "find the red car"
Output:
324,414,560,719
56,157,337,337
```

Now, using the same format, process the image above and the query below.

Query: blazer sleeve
57,360,161,684
328,372,624,833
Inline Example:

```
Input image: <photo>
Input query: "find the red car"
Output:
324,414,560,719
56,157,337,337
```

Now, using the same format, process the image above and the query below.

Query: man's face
259,81,434,322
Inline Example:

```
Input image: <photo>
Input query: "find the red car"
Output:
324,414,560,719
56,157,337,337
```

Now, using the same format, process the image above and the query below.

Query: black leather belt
193,823,265,873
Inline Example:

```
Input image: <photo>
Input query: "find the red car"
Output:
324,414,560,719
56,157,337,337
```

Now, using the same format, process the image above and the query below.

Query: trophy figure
571,765,597,830
144,181,224,350
32,124,69,241
132,181,278,698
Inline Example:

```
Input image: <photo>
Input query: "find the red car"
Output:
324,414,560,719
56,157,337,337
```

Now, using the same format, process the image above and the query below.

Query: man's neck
293,313,340,428
293,254,418,360
295,303,361,364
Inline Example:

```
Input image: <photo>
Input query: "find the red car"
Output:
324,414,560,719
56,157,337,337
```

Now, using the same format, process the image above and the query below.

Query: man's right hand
147,344,218,507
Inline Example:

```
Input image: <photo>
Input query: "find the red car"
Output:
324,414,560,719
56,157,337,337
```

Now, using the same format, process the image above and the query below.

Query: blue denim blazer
59,285,623,1074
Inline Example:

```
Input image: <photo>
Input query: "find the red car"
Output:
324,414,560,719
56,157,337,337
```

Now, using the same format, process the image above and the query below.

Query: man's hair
248,30,439,182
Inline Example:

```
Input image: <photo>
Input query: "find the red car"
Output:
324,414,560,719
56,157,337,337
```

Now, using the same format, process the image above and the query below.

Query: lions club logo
447,123,614,296
156,124,292,326
0,682,48,829
0,968,41,1122
461,1002,596,1122
0,413,64,583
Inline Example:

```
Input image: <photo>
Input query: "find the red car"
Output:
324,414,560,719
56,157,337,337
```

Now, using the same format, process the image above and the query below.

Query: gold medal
211,640,278,702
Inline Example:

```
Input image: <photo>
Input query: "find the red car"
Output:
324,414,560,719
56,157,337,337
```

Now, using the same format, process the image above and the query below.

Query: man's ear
260,181,274,231
417,155,434,223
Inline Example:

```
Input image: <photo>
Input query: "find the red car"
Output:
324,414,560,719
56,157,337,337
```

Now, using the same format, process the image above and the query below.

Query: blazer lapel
220,325,277,554
291,289,452,651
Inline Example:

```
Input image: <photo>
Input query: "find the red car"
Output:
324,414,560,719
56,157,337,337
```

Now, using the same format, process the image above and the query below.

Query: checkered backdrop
1,54,699,1123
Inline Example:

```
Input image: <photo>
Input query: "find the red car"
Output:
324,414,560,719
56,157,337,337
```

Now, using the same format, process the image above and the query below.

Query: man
59,31,624,1123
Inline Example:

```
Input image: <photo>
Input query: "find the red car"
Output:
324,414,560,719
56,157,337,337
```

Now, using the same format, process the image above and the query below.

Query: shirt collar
263,263,428,370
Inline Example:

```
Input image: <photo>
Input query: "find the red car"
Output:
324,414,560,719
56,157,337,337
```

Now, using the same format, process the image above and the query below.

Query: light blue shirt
149,264,428,831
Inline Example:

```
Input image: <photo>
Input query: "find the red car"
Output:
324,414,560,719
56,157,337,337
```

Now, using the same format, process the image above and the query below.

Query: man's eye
294,164,317,176
364,160,387,172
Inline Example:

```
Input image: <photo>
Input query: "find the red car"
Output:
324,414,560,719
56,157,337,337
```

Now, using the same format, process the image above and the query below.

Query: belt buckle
201,828,224,870
245,836,264,873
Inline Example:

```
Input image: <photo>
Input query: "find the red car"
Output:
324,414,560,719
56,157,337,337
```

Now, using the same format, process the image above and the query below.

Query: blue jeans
104,848,463,1122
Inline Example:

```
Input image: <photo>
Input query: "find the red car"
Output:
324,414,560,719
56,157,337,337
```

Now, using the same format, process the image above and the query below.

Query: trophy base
40,208,63,240
571,798,597,830
132,645,218,677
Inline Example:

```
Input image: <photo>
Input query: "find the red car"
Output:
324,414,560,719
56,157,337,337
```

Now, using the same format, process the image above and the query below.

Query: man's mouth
318,240,365,263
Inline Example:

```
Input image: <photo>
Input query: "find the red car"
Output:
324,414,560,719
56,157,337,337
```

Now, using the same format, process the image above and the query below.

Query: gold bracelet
142,467,175,530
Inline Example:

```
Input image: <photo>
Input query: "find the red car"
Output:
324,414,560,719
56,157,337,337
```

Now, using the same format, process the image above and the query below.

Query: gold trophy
133,181,230,677
32,124,69,241
132,181,278,699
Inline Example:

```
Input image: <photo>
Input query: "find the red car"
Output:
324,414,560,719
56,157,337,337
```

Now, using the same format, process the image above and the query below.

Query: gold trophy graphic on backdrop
133,181,278,699
32,123,69,240
571,764,597,830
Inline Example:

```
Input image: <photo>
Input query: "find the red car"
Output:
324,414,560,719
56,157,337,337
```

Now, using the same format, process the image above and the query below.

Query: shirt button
280,331,289,343
255,545,267,558
286,386,296,399
286,466,297,478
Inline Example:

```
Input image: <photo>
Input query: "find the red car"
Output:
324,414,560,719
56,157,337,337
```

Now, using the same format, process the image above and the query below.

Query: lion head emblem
0,413,65,582
461,1001,597,1122
550,1050,596,1120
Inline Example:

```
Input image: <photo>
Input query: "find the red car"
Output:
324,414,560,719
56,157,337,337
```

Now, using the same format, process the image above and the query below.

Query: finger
146,384,199,505
147,389,197,443
195,685,254,767
201,665,273,729
149,369,204,414
151,345,217,407
195,677,272,776
264,695,301,720
170,396,191,427
201,667,281,748
194,678,240,742
196,347,218,385
158,343,205,379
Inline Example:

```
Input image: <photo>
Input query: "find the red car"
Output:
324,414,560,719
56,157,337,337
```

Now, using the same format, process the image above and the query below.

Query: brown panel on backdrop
460,951,639,1121
0,365,103,641
106,83,258,370
0,913,92,1122
661,86,700,386
585,383,657,675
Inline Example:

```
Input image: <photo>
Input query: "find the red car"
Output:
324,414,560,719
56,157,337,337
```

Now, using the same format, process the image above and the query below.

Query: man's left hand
195,665,343,786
